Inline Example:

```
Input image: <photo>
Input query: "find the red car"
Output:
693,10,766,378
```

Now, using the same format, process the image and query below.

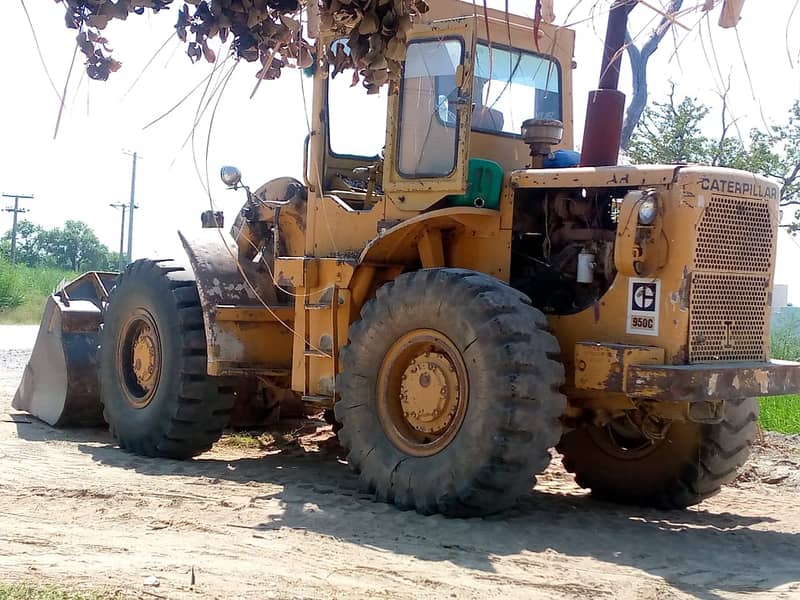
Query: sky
0,0,799,300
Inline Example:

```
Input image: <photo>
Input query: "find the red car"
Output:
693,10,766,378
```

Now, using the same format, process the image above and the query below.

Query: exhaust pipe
580,0,636,167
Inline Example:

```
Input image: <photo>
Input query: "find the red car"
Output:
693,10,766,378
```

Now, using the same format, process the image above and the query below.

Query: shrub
0,260,24,308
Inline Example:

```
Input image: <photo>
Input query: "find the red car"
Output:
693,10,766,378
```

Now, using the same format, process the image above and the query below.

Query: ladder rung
304,349,330,358
305,302,332,310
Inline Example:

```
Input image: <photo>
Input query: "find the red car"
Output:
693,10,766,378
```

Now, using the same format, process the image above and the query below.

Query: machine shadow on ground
17,416,790,600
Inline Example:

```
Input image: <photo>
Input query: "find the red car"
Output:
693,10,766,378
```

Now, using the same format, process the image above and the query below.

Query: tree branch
620,0,684,150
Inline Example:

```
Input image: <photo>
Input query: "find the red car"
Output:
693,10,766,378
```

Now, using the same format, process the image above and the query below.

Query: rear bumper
626,360,800,402
573,342,800,402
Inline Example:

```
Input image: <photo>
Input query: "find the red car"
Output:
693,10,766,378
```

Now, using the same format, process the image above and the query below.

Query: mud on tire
99,259,234,459
558,397,759,508
335,268,566,517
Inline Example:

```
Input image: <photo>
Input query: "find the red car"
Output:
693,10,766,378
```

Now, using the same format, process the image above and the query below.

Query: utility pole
109,203,128,271
122,150,141,263
2,193,33,264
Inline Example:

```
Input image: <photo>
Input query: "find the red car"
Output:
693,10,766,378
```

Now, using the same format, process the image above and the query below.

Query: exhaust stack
580,0,636,167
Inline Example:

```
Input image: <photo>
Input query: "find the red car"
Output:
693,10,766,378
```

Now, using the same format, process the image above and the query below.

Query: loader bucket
12,272,117,427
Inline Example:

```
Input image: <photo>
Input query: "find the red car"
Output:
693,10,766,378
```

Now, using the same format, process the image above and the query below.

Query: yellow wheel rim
377,329,469,457
116,308,162,409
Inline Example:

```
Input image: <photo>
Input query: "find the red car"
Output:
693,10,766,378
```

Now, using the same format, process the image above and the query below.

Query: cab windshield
470,43,561,136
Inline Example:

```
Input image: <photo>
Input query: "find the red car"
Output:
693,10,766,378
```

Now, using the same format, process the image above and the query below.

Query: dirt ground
1,326,800,600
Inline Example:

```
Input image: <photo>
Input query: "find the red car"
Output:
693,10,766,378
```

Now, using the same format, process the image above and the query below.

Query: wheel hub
131,327,158,391
377,329,469,457
117,309,162,409
399,352,460,434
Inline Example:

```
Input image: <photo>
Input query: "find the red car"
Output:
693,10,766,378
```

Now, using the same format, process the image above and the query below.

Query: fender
178,230,294,377
358,206,502,267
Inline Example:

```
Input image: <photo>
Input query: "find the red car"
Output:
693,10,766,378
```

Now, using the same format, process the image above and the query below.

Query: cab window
327,40,389,158
396,37,465,178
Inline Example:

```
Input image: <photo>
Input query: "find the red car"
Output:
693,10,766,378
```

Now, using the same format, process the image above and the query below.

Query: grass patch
216,431,276,450
0,262,77,324
0,583,124,600
759,395,800,434
0,295,52,324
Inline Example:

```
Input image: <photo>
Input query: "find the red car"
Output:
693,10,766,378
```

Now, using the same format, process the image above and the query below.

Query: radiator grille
689,273,769,362
695,195,773,272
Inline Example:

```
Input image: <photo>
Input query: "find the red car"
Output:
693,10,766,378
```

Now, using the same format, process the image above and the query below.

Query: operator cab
319,16,568,213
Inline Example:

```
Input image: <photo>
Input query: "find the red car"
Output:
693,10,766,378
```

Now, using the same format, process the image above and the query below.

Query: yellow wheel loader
15,0,800,516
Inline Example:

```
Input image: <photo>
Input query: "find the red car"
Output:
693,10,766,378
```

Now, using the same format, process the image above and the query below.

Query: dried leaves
322,0,428,93
56,0,429,90
61,0,173,80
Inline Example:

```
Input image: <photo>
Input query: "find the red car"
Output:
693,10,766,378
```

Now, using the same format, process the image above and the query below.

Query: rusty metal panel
626,360,800,402
13,272,115,427
574,342,664,392
179,230,293,377
511,165,679,189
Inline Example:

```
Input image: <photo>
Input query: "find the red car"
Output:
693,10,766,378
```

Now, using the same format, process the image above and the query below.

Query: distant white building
773,284,789,314
772,285,800,344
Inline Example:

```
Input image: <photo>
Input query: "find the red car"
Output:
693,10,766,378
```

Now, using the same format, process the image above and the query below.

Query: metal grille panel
689,273,769,362
695,195,773,272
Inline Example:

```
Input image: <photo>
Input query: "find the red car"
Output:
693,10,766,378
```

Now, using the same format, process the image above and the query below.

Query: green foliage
628,94,710,164
628,94,800,227
39,220,115,271
762,312,800,434
0,262,77,322
0,259,25,309
0,583,123,600
1,220,115,271
772,309,800,362
759,396,800,434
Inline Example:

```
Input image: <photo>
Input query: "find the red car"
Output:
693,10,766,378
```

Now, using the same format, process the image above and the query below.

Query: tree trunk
620,0,684,151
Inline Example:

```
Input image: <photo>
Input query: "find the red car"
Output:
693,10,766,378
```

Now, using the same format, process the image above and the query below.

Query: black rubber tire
99,259,234,459
335,268,566,517
558,397,759,508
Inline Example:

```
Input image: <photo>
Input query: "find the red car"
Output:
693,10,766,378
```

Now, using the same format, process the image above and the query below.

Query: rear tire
335,268,566,517
558,397,759,508
99,259,234,459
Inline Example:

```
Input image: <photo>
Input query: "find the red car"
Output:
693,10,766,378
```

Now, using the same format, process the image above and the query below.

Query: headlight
638,193,658,225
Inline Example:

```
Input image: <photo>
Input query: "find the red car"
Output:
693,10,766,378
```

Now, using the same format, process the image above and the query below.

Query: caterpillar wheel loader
15,0,800,516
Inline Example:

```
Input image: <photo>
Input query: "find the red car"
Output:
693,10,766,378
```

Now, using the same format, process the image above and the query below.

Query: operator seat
472,106,505,132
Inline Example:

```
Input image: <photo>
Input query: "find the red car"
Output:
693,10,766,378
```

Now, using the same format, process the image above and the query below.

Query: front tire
335,269,566,517
99,259,234,459
558,397,759,508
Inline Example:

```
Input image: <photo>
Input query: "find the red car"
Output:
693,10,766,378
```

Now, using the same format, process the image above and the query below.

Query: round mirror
220,166,242,188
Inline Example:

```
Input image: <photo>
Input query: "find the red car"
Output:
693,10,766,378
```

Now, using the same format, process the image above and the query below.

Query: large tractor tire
99,259,234,459
558,397,759,508
335,269,566,517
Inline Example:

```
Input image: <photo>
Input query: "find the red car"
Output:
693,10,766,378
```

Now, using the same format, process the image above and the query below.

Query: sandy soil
1,326,799,600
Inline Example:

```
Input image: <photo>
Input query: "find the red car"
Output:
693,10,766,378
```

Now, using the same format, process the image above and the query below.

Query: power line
2,193,33,264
